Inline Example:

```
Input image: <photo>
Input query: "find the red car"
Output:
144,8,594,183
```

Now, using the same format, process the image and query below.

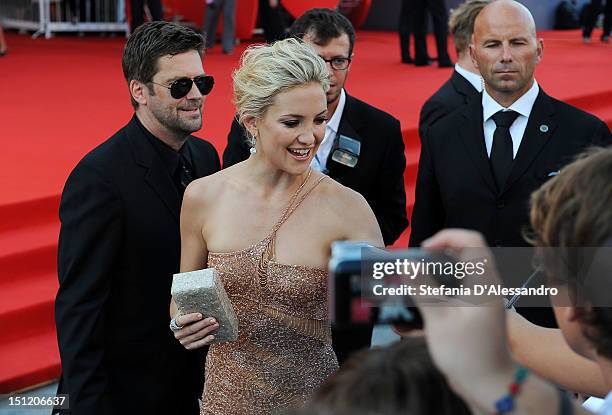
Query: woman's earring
250,131,257,156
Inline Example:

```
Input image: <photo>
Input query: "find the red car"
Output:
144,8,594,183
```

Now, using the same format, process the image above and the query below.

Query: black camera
328,242,457,330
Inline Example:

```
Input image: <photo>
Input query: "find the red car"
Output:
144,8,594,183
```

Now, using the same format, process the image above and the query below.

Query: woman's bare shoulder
183,166,244,210
315,175,382,245
316,175,371,214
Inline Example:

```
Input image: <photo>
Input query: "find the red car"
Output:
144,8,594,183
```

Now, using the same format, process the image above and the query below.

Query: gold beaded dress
201,173,339,414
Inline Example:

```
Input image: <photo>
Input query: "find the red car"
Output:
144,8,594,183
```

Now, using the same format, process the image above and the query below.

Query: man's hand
172,313,219,350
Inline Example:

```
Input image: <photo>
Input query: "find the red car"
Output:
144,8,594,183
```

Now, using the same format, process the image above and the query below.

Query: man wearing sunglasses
222,8,408,365
54,22,220,415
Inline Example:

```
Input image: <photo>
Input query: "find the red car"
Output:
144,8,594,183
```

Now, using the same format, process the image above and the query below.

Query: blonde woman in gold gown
170,38,383,414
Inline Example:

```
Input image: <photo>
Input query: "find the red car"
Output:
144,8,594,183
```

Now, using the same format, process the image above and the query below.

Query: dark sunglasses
150,75,215,99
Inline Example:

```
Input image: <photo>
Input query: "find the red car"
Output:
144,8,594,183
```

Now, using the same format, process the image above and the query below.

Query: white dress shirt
482,80,540,158
311,88,346,172
455,63,484,93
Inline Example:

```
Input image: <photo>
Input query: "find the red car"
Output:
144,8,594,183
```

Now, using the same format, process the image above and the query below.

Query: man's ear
130,80,148,107
469,35,479,70
567,306,589,322
535,38,544,64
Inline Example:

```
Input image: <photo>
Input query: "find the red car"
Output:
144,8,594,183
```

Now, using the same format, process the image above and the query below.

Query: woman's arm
170,181,219,350
339,187,385,247
507,310,608,397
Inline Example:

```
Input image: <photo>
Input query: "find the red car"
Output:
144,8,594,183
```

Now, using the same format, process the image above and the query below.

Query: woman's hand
171,313,219,350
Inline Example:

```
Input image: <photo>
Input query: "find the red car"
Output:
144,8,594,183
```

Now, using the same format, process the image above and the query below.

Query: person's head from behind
470,0,543,105
301,337,472,415
530,146,612,365
289,8,355,108
233,38,329,176
449,0,490,62
122,22,211,141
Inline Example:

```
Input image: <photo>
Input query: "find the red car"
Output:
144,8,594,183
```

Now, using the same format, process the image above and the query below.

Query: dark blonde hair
449,0,490,54
529,146,612,359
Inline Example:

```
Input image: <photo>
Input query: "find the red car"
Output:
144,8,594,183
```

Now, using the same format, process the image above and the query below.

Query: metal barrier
1,0,46,37
1,0,128,38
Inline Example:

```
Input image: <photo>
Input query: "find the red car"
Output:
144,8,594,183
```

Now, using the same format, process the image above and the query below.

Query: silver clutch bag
171,268,239,344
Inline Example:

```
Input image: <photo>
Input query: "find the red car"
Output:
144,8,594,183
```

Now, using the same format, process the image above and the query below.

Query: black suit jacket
410,88,612,248
419,69,480,140
55,116,220,415
223,93,409,246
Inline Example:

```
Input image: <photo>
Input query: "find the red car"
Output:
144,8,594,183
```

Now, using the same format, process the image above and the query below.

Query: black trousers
130,0,163,31
258,0,286,43
583,0,612,38
398,0,416,62
412,0,451,64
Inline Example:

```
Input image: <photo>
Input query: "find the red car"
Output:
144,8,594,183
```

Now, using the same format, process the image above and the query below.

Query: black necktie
177,153,194,197
490,110,520,190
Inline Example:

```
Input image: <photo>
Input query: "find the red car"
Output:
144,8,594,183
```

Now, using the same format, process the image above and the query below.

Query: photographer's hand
415,229,592,414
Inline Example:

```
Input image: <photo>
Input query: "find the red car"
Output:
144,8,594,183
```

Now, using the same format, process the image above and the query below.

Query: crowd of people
51,0,612,414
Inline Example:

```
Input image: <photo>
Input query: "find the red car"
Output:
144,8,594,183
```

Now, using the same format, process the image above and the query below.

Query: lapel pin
540,124,549,133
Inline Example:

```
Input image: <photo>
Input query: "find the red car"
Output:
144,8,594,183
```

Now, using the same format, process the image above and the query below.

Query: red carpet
0,29,611,393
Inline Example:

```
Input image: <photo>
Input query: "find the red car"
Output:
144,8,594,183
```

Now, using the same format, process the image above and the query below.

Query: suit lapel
458,97,498,194
126,116,181,222
326,94,363,179
502,90,556,194
451,70,479,102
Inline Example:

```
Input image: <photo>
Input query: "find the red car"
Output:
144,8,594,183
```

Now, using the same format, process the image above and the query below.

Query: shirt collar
482,79,539,122
326,88,346,134
455,63,483,92
134,114,187,175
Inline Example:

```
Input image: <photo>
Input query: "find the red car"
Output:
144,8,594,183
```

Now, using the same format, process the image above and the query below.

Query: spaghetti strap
257,172,327,287
269,174,327,237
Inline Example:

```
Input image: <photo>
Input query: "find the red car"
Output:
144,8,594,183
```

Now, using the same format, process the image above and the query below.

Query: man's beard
153,105,203,136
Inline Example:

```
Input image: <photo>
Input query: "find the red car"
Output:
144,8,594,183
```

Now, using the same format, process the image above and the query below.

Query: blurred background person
130,0,163,31
554,0,581,30
0,22,7,56
582,0,611,42
202,0,236,54
398,0,421,64
259,0,286,43
412,0,453,67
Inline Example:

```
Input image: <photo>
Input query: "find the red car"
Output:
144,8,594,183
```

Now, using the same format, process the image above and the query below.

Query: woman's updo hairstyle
232,37,330,146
